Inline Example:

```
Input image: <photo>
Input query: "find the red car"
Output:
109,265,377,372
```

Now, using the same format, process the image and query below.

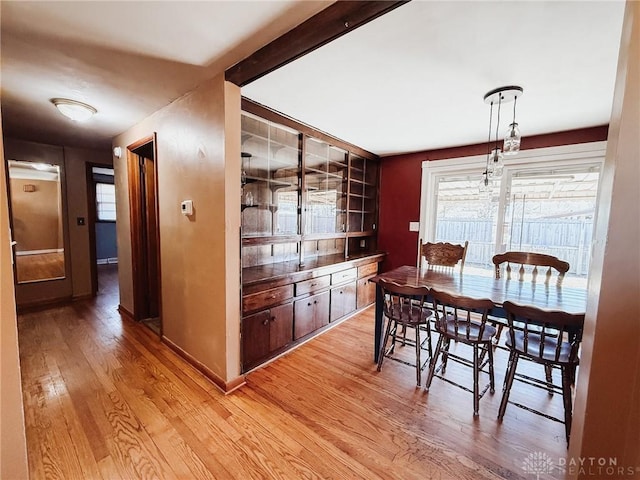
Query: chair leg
377,316,394,372
415,326,421,387
487,343,495,394
545,364,554,395
441,338,451,374
561,366,573,447
473,344,480,415
425,321,433,360
493,324,504,346
425,334,444,390
498,351,520,420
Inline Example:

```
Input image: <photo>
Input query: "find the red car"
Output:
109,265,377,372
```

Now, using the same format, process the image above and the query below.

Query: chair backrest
419,240,468,272
492,251,569,286
377,279,430,325
503,301,584,364
430,288,494,341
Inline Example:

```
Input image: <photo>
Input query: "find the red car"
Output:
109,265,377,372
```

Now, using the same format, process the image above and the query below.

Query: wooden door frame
126,134,162,323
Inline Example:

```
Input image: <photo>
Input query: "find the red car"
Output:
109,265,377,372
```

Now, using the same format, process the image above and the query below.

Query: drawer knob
310,283,317,287
268,295,277,299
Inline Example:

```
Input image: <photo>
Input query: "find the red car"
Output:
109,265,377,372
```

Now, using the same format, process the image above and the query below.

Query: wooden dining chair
492,251,571,388
498,301,584,446
376,280,433,387
492,251,570,286
418,240,468,272
425,288,496,415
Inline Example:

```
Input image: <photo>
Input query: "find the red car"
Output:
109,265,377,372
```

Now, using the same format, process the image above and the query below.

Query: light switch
181,200,193,216
409,221,420,232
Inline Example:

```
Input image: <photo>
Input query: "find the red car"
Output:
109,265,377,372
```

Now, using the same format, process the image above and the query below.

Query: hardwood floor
18,266,569,479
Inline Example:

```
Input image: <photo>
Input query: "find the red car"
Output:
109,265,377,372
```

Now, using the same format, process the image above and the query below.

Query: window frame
418,141,607,269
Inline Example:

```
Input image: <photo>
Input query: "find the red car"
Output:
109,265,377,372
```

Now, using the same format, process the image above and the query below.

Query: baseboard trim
162,336,246,395
17,295,73,313
117,304,135,321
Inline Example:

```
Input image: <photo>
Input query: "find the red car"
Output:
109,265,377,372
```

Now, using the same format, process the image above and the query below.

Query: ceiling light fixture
479,86,523,194
51,98,97,122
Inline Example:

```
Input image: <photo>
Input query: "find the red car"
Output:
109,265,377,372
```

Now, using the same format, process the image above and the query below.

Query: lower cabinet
242,303,293,370
294,291,330,340
330,282,357,322
356,275,377,309
241,255,383,371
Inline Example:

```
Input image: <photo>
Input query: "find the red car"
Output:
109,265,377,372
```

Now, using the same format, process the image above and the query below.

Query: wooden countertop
242,252,386,291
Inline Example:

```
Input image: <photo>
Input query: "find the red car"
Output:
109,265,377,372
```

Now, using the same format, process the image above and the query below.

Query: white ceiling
244,1,626,156
0,0,330,149
1,1,626,156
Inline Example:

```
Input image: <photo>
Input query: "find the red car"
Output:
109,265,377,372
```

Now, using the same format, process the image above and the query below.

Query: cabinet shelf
305,166,347,179
241,132,299,156
349,178,376,186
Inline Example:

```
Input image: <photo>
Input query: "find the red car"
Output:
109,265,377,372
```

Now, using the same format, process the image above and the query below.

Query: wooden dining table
369,265,588,362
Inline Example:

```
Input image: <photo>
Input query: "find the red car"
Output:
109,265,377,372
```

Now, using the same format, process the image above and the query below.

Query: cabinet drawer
243,284,293,314
296,275,331,297
331,268,357,285
358,262,378,279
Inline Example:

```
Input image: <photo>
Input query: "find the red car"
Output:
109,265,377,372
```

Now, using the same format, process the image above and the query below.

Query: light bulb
503,122,521,155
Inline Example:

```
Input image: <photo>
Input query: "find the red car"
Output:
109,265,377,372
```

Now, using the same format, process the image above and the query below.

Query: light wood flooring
18,266,569,479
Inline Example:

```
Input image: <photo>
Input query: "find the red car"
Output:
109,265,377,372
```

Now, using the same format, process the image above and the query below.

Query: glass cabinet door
241,113,301,237
303,137,348,235
348,154,378,233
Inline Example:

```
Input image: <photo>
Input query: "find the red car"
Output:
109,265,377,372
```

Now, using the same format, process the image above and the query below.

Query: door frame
126,134,162,323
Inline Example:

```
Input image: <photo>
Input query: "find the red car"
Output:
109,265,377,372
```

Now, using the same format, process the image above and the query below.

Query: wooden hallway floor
17,266,568,479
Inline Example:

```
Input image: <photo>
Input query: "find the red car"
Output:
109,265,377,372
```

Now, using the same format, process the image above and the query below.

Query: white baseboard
97,257,118,265
15,248,63,256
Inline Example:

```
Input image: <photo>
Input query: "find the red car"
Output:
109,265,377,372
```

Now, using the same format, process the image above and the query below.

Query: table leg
374,284,383,363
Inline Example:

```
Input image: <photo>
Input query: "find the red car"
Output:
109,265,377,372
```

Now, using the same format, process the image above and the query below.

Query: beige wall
0,121,29,479
569,1,640,476
4,139,112,305
10,177,62,252
113,74,242,384
63,146,113,298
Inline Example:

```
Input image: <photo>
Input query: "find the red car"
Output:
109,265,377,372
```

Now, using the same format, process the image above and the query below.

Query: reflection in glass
8,160,65,283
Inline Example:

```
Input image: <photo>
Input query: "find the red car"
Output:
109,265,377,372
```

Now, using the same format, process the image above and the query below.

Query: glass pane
304,138,347,234
96,183,116,221
434,172,499,273
241,112,300,237
502,166,600,283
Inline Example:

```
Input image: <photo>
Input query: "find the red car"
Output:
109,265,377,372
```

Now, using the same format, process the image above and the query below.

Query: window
96,182,116,221
420,143,605,286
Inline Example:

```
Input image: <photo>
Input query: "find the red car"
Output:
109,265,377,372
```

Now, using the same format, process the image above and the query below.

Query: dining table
369,265,588,362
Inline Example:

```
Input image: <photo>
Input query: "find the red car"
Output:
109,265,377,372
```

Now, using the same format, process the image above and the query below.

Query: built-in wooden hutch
240,99,384,371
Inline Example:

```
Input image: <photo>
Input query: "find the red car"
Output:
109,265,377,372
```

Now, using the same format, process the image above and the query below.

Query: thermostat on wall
181,200,193,216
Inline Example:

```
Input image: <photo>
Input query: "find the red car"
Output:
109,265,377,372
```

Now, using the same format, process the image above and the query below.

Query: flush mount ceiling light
479,86,523,195
51,98,97,122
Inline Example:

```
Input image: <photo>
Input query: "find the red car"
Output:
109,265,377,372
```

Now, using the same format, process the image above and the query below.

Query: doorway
127,135,161,335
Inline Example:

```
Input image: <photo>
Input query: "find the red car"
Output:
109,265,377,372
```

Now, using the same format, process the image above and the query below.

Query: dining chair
418,240,469,272
492,251,570,286
492,251,571,390
376,280,432,387
498,301,584,446
425,288,496,415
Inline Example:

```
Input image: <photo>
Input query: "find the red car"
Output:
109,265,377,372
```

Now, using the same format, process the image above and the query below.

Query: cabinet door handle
262,319,269,326
307,302,312,306
310,283,317,287
268,294,277,299
313,300,317,304
270,316,276,322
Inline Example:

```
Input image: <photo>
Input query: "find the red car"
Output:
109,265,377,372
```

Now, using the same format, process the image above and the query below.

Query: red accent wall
378,126,608,272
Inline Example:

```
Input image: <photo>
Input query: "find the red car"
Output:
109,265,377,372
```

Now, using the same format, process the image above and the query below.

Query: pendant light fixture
479,86,523,194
